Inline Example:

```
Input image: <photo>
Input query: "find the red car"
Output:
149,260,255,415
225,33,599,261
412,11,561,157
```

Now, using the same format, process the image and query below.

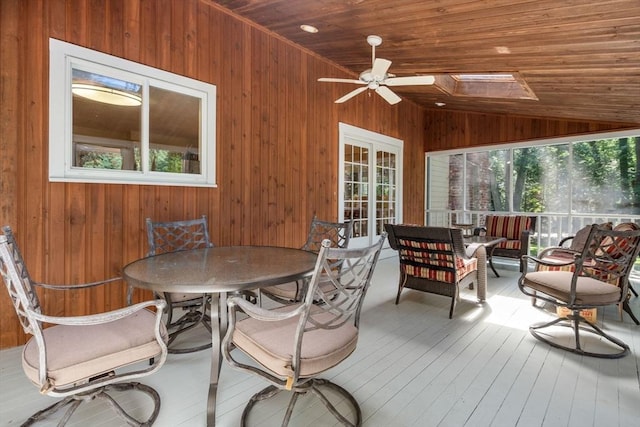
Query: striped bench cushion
398,239,477,283
485,215,533,250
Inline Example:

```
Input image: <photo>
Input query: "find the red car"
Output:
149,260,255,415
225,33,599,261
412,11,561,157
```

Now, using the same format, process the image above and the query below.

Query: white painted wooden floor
1,257,639,427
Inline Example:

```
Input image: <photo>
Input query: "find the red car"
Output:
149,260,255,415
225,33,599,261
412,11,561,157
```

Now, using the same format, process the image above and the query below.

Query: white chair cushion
232,305,357,378
522,271,621,306
22,309,166,388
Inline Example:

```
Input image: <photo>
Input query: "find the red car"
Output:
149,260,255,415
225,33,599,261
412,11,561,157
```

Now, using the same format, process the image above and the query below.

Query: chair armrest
228,295,305,321
521,254,577,269
34,276,122,290
538,246,580,259
558,236,574,247
473,227,486,236
30,299,166,326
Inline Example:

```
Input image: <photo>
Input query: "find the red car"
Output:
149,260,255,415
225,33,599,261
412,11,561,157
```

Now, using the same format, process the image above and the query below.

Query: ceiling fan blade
385,75,435,86
375,86,401,105
335,86,368,103
318,77,365,84
371,58,392,79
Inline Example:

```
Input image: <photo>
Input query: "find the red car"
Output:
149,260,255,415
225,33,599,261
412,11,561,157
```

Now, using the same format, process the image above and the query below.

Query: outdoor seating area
2,254,639,426
3,1,640,426
2,219,640,425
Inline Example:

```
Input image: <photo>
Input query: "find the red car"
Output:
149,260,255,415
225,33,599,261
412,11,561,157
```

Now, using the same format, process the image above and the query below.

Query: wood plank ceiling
211,0,640,126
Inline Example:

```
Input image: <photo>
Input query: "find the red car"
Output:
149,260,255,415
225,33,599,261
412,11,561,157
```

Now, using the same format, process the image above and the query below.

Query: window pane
72,69,142,171
572,139,638,214
465,151,496,212
343,144,370,238
513,144,570,213
149,86,201,174
485,150,509,211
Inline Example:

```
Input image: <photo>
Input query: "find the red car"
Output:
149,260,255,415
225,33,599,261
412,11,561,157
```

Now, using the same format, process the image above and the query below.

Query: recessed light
435,102,446,107
495,46,511,54
300,24,318,33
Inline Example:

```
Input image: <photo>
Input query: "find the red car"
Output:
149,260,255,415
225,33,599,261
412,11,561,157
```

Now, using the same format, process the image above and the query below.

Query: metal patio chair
144,215,214,354
260,216,353,304
0,226,167,426
222,235,386,426
519,223,640,358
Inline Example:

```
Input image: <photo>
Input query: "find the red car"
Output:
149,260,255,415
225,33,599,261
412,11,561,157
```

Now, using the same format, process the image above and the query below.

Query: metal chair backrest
300,234,385,335
0,227,41,335
302,216,353,253
578,224,640,297
146,215,213,256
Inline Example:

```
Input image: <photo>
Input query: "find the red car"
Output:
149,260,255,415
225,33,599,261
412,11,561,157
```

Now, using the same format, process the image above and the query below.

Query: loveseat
476,215,537,272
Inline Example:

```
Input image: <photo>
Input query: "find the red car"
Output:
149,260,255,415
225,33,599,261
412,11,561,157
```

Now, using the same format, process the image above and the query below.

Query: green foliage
78,152,123,169
572,137,638,213
482,137,638,214
150,149,183,173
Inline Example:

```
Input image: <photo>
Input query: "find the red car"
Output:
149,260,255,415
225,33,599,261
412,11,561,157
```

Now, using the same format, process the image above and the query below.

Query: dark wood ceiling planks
212,0,640,125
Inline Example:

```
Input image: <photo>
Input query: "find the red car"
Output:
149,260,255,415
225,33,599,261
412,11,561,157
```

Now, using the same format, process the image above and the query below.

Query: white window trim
49,38,217,187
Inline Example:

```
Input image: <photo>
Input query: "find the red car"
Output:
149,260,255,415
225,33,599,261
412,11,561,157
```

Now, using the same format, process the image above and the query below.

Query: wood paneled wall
0,0,428,348
0,0,632,349
424,109,633,151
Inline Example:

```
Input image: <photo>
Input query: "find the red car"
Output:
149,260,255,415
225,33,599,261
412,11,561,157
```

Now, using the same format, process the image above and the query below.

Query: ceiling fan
318,35,435,105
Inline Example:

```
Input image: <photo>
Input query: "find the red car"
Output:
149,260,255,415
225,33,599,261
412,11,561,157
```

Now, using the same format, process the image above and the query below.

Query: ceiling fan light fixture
300,24,318,33
72,83,142,106
366,35,382,47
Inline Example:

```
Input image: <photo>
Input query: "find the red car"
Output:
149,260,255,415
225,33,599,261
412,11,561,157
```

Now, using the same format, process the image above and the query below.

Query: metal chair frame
222,235,386,426
261,216,354,304
519,224,640,358
0,226,167,426
144,215,214,354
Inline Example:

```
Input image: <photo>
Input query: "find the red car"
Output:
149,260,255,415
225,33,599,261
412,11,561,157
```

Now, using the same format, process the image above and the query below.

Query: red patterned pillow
597,222,640,259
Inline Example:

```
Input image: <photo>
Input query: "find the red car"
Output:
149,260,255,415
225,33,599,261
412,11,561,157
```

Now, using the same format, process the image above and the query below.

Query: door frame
338,122,403,253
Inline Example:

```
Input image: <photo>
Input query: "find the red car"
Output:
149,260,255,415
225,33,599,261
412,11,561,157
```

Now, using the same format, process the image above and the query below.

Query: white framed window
49,38,216,187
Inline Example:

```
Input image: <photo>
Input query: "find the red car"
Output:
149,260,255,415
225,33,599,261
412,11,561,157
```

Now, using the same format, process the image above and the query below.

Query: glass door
339,123,403,249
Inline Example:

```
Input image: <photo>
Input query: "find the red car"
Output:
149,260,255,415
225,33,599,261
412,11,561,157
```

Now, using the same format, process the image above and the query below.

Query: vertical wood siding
0,0,632,348
424,109,630,151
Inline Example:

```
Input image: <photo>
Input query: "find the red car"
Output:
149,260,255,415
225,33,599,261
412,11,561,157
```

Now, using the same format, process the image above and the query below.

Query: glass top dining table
123,245,318,426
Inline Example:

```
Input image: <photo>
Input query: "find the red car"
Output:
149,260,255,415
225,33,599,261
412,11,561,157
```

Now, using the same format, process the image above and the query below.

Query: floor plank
1,257,639,426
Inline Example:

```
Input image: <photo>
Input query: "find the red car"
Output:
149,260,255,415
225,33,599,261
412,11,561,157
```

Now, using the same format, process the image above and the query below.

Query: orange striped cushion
398,239,477,283
485,216,532,240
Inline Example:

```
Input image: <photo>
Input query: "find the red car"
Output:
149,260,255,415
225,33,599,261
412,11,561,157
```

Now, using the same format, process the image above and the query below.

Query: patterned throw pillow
571,222,612,252
596,222,640,259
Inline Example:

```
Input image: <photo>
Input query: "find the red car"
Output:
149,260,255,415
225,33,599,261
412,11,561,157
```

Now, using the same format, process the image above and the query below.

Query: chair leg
241,380,361,427
529,310,629,359
395,275,407,305
622,300,640,325
165,295,213,354
21,382,161,426
448,294,456,319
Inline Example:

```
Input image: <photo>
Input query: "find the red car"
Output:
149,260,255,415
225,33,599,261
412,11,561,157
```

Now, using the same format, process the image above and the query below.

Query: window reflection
71,70,203,175
149,87,201,174
72,70,142,170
